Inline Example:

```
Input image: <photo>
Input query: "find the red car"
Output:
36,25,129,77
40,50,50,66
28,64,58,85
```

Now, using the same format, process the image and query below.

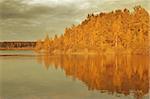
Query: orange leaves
36,6,149,55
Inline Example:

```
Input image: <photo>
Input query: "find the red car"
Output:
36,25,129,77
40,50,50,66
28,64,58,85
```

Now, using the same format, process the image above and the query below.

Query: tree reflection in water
36,54,149,99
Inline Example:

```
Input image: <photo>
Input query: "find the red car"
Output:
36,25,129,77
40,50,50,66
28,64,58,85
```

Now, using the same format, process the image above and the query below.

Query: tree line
35,6,150,55
0,42,36,49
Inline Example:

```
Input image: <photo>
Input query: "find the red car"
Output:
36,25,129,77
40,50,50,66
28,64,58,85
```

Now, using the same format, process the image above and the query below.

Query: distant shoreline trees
0,42,36,50
35,6,150,55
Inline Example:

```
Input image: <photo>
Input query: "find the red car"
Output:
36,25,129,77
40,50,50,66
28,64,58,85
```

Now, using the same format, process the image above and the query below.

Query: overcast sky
0,0,149,41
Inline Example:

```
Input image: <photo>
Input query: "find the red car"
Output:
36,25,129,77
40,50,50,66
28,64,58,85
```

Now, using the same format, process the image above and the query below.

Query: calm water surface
0,50,149,99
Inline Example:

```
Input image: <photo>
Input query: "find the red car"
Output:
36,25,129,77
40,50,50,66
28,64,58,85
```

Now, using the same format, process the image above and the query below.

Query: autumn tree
37,6,149,55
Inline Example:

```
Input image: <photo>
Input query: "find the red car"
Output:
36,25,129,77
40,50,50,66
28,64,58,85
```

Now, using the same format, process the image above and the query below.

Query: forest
35,6,150,55
0,42,36,50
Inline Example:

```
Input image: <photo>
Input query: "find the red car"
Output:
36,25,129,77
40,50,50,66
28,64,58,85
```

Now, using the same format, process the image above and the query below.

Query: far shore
0,48,34,50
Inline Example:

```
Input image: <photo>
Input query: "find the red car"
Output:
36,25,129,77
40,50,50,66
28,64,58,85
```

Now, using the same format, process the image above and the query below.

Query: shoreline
0,49,149,56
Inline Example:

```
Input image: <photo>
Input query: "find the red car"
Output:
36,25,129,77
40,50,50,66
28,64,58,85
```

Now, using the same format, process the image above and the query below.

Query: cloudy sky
0,0,149,41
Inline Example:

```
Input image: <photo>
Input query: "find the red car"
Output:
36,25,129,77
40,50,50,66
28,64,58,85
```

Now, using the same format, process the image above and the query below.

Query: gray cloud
0,0,92,41
0,0,89,19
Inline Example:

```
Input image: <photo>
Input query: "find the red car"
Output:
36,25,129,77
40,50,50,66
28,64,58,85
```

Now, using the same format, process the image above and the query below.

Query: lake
0,50,149,99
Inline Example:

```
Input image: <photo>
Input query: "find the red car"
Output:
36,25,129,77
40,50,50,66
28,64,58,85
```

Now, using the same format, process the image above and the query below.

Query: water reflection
36,54,149,99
